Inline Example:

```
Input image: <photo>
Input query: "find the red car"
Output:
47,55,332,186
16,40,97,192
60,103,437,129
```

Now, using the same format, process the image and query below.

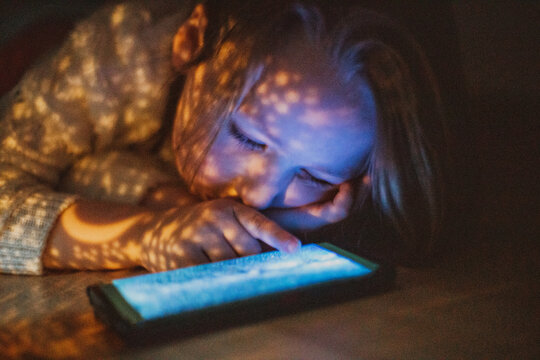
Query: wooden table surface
1,229,538,359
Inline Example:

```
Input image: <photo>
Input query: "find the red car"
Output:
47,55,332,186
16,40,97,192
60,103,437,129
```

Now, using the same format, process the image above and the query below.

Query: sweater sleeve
0,2,184,275
0,26,97,274
0,165,78,275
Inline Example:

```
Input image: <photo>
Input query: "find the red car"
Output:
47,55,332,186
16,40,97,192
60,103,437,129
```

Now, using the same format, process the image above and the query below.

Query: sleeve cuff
0,188,78,275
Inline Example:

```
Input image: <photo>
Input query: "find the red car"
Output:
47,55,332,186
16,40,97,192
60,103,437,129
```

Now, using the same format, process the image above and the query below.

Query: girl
0,0,446,274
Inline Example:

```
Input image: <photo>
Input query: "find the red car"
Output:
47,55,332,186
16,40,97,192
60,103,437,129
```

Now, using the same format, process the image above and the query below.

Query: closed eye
297,169,334,188
228,121,267,151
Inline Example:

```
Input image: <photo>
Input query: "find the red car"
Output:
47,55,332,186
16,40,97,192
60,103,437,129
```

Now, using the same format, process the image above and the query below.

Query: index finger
232,205,301,253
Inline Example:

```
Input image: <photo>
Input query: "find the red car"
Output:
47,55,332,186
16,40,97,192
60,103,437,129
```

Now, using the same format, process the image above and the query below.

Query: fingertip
285,237,301,253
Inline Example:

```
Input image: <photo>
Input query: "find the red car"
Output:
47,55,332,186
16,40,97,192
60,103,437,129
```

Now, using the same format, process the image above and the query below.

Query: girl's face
175,39,376,210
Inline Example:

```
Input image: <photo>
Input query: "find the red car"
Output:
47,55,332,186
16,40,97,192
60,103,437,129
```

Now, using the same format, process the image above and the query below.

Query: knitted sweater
0,1,191,274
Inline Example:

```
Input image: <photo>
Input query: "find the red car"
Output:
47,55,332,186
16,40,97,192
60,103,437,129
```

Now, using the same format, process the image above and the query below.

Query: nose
240,180,283,210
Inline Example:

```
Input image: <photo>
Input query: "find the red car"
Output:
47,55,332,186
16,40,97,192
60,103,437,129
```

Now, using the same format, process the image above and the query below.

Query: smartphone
87,243,394,340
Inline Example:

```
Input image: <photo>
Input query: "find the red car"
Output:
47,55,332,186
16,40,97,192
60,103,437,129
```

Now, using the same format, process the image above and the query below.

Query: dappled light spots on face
288,138,306,151
176,35,377,211
193,146,272,203
285,90,300,104
256,82,269,96
247,154,267,171
172,35,260,187
303,87,320,106
275,102,289,115
275,71,290,86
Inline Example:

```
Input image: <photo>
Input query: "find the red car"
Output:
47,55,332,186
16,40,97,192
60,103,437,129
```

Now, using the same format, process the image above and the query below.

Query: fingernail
287,239,301,253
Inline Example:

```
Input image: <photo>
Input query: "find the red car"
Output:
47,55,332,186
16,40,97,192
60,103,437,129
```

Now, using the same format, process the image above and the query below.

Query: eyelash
228,121,332,188
228,121,266,151
297,169,333,188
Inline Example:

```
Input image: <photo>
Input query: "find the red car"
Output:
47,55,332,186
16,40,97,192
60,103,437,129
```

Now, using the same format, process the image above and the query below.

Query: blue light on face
112,244,372,320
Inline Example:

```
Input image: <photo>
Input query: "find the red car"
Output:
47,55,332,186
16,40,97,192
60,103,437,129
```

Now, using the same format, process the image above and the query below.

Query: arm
42,199,148,270
43,197,300,272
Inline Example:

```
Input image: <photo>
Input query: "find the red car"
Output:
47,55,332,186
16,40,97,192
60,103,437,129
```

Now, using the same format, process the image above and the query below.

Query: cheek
195,151,233,188
190,139,244,198
197,153,226,183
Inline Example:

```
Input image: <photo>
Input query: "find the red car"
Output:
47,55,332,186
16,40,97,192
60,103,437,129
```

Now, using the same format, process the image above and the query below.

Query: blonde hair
173,1,447,262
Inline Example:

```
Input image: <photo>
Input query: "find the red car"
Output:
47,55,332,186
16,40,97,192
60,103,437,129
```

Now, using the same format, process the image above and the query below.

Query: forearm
43,168,201,271
42,199,160,271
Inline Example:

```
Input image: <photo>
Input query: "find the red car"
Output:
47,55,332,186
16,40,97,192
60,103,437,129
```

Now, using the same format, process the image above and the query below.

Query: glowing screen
112,244,373,320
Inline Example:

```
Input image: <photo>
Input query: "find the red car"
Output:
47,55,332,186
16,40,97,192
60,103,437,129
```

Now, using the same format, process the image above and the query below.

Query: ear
171,4,208,72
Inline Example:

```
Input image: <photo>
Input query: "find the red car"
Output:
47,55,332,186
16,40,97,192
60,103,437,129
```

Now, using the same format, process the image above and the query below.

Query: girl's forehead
246,34,367,117
241,44,373,131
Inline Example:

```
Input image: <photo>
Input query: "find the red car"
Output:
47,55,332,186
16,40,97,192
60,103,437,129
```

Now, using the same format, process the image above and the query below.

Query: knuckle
249,213,268,231
237,238,262,255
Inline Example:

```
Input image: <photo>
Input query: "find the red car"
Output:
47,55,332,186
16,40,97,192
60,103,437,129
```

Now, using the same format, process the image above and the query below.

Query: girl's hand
263,182,355,233
140,199,301,272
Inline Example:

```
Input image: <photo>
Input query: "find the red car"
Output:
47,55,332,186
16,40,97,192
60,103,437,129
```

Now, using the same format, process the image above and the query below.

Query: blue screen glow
112,244,372,320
